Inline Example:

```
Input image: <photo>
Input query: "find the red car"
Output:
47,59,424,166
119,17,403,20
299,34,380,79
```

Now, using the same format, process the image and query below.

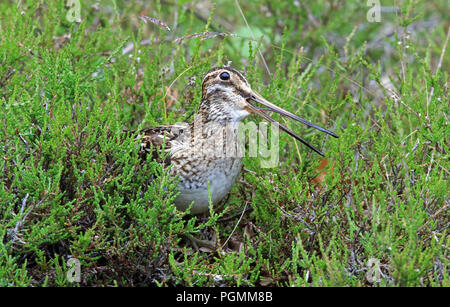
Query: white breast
173,158,242,214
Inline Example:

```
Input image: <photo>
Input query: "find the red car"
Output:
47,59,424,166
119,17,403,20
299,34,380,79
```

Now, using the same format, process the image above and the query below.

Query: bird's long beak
245,91,338,156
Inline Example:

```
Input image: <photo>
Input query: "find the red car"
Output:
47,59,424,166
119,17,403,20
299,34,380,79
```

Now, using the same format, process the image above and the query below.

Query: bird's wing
135,124,188,164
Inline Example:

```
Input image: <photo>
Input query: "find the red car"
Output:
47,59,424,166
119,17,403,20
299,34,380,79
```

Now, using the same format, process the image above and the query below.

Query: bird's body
138,67,338,214
140,121,243,214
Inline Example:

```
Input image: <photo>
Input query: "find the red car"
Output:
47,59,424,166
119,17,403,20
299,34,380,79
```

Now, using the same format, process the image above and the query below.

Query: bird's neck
195,100,233,125
188,111,240,138
183,104,243,159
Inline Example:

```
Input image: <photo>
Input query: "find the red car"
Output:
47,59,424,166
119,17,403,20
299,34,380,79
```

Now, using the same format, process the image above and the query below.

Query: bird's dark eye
219,72,230,81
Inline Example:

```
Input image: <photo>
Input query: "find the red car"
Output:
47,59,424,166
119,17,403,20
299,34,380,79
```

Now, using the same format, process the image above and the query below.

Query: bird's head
200,67,338,156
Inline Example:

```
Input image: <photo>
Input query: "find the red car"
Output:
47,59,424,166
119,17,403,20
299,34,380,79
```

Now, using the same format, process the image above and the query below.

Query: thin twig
162,65,196,122
8,193,29,248
234,0,271,76
382,85,421,119
425,152,435,183
13,193,29,234
221,201,248,249
427,26,449,118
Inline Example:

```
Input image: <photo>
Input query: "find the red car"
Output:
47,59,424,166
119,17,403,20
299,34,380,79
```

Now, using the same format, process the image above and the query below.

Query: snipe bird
139,67,338,214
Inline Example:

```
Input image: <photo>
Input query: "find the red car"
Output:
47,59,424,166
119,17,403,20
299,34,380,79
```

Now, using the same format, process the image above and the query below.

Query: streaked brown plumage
138,67,338,214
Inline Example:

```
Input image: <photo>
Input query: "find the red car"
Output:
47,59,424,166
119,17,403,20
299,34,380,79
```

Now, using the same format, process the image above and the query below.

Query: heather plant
0,0,448,286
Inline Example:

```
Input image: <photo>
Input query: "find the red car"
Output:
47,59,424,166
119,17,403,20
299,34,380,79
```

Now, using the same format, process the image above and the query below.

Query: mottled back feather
136,125,186,165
